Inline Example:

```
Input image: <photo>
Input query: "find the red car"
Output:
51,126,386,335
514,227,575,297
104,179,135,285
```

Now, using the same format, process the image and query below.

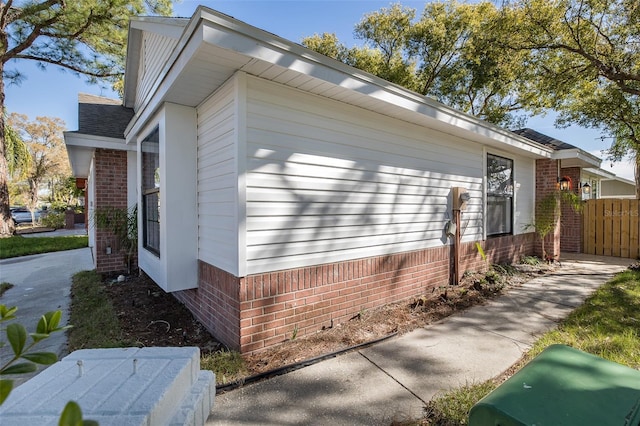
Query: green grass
67,270,128,350
0,282,14,297
0,235,88,259
423,267,640,425
201,350,249,386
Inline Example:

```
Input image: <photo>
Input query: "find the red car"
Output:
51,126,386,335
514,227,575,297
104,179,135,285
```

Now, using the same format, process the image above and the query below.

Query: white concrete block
0,347,215,426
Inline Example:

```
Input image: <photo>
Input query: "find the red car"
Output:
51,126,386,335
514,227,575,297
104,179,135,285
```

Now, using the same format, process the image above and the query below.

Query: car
10,207,42,224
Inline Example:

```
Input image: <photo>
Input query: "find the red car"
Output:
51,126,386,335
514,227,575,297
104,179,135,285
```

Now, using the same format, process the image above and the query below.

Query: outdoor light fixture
559,176,571,191
581,182,591,194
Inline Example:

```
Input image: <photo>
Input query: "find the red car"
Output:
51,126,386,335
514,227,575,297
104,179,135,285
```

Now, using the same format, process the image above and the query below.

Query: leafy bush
40,211,65,229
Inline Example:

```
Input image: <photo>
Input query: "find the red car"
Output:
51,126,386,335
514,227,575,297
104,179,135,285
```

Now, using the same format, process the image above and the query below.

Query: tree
4,113,29,178
302,1,543,127
0,0,173,237
8,113,68,225
498,0,640,198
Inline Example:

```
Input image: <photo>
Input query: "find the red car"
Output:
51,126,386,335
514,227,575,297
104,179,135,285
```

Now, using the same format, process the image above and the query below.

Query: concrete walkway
207,253,634,425
0,247,94,385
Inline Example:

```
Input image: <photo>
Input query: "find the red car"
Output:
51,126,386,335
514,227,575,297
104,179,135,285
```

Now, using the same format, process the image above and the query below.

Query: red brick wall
175,233,534,354
535,159,561,260
94,149,129,273
173,263,242,350
560,167,582,253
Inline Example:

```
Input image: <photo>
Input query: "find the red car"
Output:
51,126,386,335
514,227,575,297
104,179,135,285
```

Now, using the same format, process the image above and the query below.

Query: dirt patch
104,276,223,353
101,262,554,379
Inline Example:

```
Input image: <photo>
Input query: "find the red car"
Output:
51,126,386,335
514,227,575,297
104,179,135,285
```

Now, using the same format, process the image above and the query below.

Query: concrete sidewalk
207,253,633,425
0,248,94,385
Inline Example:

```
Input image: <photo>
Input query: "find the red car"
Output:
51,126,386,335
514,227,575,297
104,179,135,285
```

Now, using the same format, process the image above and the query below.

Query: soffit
128,7,552,159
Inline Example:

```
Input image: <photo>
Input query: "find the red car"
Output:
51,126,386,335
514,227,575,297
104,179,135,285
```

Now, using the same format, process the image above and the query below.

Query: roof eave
553,148,602,168
125,6,553,159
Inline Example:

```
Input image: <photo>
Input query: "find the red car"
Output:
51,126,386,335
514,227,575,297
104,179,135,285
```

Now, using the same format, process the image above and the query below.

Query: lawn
67,271,125,350
0,235,88,259
421,266,640,425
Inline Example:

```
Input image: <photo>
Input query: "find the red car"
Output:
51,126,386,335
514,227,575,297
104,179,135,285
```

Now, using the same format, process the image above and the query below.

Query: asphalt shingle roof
513,128,577,151
76,93,134,139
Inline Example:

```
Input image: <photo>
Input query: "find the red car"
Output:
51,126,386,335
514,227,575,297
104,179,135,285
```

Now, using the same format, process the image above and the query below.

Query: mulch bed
103,274,222,353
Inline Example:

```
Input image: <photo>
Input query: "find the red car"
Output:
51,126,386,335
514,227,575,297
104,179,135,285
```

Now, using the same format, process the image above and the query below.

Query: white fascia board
552,148,602,168
123,27,142,109
125,6,552,158
582,167,616,180
602,175,636,186
64,132,135,151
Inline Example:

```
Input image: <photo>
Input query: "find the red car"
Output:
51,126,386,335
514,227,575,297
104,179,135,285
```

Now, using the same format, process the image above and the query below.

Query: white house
66,7,581,353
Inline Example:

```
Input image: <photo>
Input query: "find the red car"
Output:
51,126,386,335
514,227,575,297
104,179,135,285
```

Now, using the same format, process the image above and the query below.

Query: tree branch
3,11,62,62
13,54,121,78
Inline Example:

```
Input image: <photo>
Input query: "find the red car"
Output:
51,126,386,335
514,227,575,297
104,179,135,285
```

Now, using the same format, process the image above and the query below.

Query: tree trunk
0,61,16,237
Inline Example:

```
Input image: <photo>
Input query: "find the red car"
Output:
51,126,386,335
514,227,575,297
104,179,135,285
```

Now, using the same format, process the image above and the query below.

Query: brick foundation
94,149,131,274
174,233,534,354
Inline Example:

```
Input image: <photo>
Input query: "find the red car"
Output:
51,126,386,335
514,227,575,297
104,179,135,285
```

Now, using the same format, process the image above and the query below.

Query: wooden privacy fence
583,199,640,259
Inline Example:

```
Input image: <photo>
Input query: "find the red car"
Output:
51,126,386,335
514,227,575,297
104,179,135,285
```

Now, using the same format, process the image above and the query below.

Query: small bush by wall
41,212,65,229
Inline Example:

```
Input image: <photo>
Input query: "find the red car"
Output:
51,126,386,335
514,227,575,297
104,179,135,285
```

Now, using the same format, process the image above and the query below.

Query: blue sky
6,0,635,180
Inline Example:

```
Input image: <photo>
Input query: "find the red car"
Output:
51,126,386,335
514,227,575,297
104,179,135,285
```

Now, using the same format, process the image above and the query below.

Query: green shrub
40,211,65,229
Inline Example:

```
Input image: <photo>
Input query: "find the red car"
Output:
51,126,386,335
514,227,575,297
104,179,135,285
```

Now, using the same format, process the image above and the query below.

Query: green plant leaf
46,311,62,332
21,352,58,365
0,379,14,405
51,325,73,334
36,314,48,335
6,323,27,357
475,242,486,262
58,401,83,426
30,332,51,343
0,305,17,321
1,362,37,375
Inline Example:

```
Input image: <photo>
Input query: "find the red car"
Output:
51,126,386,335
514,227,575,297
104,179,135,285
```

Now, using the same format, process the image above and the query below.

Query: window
142,127,160,255
486,154,513,236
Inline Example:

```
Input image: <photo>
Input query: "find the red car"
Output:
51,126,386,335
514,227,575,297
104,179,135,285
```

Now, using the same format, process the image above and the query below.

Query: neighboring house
513,128,637,253
65,94,137,272
601,176,637,199
66,7,591,353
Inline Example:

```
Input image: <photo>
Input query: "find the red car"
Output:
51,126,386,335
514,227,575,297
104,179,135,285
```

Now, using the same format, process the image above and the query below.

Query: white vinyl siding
136,32,179,111
197,79,239,275
513,157,535,234
244,76,485,275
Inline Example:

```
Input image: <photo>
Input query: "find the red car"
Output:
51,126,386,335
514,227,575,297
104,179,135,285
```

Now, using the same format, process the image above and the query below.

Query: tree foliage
303,1,543,127
8,113,69,223
303,0,640,197
497,0,640,197
0,0,174,237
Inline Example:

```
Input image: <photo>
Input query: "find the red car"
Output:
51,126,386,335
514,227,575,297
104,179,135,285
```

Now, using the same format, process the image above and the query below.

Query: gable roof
75,93,134,139
123,7,553,159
